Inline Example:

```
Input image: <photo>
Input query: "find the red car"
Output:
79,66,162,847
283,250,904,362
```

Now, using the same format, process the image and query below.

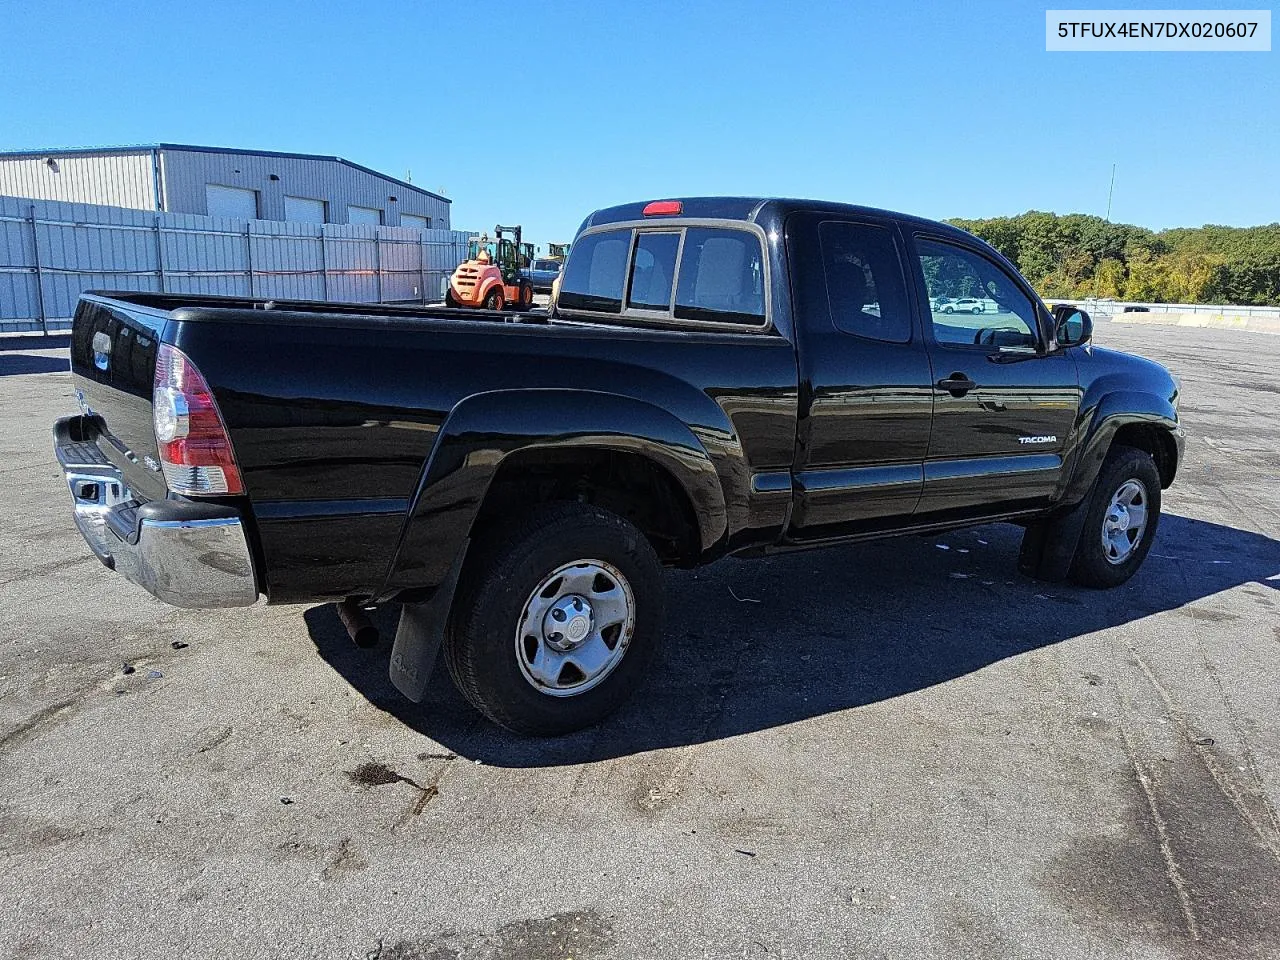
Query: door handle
936,374,978,396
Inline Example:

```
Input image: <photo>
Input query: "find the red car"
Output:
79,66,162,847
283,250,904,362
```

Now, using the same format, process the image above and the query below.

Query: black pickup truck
55,197,1184,735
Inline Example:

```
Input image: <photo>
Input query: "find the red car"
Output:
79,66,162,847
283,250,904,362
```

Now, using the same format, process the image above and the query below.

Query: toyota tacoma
55,197,1184,735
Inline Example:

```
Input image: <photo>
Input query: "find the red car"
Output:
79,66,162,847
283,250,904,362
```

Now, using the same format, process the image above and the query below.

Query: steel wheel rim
1102,478,1149,565
514,559,636,697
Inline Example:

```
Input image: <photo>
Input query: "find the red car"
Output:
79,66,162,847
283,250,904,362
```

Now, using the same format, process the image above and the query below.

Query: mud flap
388,540,468,702
1018,493,1092,583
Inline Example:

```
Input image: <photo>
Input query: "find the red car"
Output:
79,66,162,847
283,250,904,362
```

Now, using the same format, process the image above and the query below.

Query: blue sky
2,1,1276,245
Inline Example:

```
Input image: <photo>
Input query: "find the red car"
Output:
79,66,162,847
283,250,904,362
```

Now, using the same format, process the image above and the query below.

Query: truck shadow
304,513,1279,767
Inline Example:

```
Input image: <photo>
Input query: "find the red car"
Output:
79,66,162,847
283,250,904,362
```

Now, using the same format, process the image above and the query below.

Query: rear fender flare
376,389,728,600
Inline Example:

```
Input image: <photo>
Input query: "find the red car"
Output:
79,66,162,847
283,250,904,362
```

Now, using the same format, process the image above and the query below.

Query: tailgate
69,296,172,503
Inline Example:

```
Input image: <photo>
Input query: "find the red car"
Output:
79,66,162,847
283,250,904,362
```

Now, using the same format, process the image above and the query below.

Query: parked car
1123,305,1151,313
944,297,985,314
55,197,1184,735
520,257,563,294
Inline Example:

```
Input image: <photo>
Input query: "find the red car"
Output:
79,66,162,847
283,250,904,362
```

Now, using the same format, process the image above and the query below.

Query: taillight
153,343,243,495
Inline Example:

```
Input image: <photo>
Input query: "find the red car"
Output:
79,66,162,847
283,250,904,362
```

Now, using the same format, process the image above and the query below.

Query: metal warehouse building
0,143,451,229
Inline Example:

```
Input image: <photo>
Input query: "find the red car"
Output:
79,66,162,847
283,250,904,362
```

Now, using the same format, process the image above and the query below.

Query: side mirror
1053,306,1092,346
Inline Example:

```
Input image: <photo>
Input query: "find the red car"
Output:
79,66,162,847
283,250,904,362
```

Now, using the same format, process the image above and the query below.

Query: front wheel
518,280,534,310
444,503,665,736
1068,445,1162,588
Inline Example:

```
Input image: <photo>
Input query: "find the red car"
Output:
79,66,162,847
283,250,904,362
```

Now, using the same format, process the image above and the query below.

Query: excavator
445,224,535,311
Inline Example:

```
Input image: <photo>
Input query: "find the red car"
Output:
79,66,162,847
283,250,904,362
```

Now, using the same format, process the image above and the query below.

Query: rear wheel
445,288,460,308
443,503,665,736
1068,445,1162,588
483,288,505,311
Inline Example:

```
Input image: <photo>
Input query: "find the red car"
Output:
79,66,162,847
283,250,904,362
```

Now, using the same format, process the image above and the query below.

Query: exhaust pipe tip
336,598,379,649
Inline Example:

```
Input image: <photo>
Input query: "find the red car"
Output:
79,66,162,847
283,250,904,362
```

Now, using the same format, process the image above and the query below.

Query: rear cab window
675,228,765,326
627,232,680,311
557,232,630,313
557,222,768,329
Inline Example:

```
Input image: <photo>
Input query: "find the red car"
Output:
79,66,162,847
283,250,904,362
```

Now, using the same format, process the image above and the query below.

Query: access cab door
904,231,1080,519
784,212,935,541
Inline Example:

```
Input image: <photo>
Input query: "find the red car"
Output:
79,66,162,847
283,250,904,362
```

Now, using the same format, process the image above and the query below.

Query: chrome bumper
54,417,259,608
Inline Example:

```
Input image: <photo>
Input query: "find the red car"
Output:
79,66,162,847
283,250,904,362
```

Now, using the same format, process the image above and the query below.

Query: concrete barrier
1110,311,1280,336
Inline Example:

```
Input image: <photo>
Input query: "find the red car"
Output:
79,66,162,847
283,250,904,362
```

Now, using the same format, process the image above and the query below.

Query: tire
944,305,954,313
483,288,504,311
1068,445,1162,588
972,306,982,314
444,288,460,308
444,503,665,736
518,281,534,309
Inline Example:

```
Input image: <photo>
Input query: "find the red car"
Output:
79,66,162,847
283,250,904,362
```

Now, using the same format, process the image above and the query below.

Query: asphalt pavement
1,320,1277,960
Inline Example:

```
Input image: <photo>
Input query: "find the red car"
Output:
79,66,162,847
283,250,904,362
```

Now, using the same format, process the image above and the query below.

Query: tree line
946,211,1280,306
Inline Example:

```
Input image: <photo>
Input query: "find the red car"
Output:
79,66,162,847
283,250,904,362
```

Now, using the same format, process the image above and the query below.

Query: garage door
347,205,382,226
206,184,259,220
284,195,326,223
400,213,430,230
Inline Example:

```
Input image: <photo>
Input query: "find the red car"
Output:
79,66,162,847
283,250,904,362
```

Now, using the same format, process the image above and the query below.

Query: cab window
627,232,680,311
916,238,1039,349
819,221,911,343
558,225,767,327
558,231,630,313
674,228,765,326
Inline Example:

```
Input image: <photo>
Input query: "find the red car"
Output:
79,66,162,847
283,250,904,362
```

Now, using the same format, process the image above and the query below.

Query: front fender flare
376,389,728,600
1061,389,1178,504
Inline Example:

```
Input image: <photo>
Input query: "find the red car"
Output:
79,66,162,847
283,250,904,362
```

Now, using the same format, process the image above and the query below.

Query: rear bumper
53,416,259,608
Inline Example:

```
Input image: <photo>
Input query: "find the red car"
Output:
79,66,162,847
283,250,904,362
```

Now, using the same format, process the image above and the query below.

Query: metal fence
1052,296,1280,320
0,194,473,333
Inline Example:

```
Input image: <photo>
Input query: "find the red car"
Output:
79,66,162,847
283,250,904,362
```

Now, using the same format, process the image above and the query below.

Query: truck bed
89,290,553,327
65,290,800,604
